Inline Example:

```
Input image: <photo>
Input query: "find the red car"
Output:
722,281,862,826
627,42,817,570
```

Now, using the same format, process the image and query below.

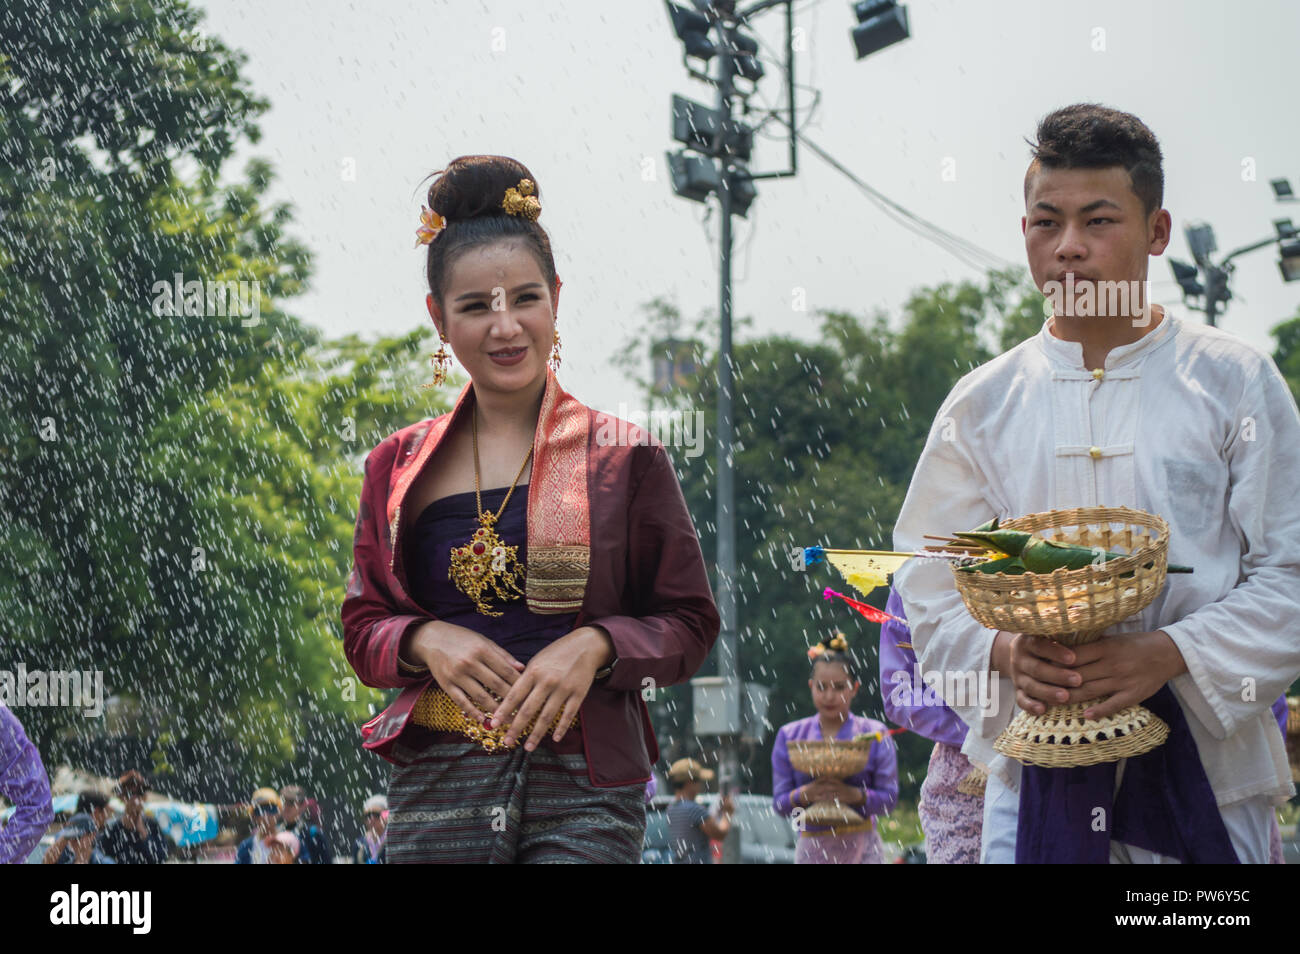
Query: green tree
0,0,452,822
1271,307,1300,404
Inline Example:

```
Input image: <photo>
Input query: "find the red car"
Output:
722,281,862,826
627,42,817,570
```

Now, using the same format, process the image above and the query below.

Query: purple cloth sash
1015,685,1239,864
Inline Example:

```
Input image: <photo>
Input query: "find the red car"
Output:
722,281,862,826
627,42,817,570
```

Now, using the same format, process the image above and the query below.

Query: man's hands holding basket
993,629,1188,721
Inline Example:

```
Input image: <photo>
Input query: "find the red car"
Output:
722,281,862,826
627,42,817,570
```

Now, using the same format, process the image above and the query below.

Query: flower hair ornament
414,177,540,247
807,632,849,661
414,206,446,247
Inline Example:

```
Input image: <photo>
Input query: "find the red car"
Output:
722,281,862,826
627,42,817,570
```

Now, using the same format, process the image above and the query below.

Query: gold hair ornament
501,178,541,221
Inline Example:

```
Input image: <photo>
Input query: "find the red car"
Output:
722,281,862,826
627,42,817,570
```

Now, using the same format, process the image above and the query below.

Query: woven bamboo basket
952,506,1169,646
996,700,1169,767
955,762,988,797
789,737,875,830
949,506,1173,768
788,737,875,778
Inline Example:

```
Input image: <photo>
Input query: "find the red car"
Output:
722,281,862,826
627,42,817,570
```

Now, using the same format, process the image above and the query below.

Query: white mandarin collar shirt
893,309,1300,804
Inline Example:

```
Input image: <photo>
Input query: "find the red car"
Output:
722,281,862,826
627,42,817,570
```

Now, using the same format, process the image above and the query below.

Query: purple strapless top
402,484,576,663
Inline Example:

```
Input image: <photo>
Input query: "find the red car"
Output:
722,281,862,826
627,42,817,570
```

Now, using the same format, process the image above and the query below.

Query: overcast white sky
198,0,1300,413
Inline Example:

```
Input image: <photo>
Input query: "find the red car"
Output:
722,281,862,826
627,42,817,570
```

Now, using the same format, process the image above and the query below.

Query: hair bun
807,631,850,660
419,155,558,311
425,155,542,222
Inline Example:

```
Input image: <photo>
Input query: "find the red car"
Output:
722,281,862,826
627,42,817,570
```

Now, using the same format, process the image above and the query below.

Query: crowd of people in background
231,786,389,864
0,705,389,865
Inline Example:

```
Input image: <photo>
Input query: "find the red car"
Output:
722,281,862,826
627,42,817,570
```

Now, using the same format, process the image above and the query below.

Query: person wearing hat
353,794,388,864
235,787,282,864
99,770,169,864
53,813,116,865
279,784,333,864
666,758,732,864
44,790,113,864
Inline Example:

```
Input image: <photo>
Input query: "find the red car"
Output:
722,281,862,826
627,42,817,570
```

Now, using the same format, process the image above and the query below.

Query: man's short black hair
1024,104,1164,217
77,791,110,812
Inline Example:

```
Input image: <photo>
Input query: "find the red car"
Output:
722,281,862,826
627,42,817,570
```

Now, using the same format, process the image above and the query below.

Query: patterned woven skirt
918,741,984,864
385,728,647,864
795,826,885,864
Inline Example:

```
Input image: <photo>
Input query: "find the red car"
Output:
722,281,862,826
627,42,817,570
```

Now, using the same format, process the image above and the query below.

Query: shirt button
1092,368,1104,380
1089,446,1102,460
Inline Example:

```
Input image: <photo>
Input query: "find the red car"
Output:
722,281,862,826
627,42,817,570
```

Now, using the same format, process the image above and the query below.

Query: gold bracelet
396,653,428,674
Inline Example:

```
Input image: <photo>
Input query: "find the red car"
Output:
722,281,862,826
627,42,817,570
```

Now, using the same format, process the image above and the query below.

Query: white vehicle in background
642,792,796,864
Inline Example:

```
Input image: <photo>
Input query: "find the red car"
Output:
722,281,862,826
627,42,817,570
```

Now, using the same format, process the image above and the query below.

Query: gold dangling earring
548,327,561,373
423,332,452,389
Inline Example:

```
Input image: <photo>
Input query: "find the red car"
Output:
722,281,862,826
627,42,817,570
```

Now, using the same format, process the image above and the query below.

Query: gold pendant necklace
448,408,533,617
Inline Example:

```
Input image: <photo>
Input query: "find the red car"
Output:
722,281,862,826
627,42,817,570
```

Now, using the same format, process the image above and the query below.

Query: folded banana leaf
958,555,1026,574
954,525,1193,575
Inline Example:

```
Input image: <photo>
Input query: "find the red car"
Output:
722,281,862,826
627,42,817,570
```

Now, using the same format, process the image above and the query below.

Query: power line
737,13,1016,274
789,122,1018,273
704,12,1014,276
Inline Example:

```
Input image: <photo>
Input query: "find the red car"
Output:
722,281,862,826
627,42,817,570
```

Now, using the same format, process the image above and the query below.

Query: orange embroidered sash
524,369,591,612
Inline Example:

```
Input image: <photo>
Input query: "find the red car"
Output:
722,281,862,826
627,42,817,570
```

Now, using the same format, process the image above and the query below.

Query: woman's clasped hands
404,620,614,751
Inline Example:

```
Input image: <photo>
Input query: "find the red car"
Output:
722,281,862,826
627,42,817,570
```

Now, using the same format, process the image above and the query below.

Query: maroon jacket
341,374,720,786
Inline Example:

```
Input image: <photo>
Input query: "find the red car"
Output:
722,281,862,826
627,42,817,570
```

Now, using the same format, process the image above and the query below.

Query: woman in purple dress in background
771,633,899,864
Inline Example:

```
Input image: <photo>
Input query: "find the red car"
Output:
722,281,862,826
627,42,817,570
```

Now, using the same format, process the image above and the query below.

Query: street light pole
1204,265,1221,329
665,0,907,860
712,17,741,867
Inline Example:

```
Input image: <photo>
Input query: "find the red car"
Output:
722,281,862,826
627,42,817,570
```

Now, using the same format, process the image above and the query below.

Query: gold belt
799,819,876,838
410,686,580,753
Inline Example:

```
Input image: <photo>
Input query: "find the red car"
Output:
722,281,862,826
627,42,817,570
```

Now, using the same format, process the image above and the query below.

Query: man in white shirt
893,103,1300,863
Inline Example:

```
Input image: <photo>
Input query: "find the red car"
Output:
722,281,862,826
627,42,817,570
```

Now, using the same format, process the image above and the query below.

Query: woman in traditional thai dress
771,633,899,863
341,155,719,863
